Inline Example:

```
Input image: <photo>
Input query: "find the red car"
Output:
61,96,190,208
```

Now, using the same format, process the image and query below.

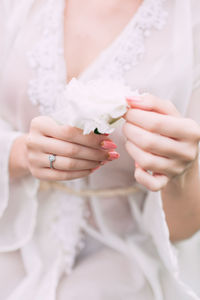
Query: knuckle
63,125,74,140
192,122,200,141
142,135,155,151
26,135,35,149
69,144,79,156
150,118,162,132
186,149,197,162
27,152,34,164
140,156,153,170
30,117,43,130
66,158,76,170
170,166,182,177
185,119,200,140
182,145,198,162
30,118,38,129
169,160,184,176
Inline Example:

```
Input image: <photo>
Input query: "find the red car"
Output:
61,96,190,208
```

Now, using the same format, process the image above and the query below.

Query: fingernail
104,134,109,136
126,97,141,104
101,140,117,150
108,151,120,161
135,162,139,168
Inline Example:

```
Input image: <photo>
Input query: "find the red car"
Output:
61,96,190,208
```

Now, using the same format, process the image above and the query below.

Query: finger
125,109,200,140
32,153,101,171
126,94,181,117
123,122,195,161
125,140,181,177
32,167,92,181
28,135,110,162
134,166,169,192
31,116,111,149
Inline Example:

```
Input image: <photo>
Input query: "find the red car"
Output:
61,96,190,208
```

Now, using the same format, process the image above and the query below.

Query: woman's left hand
123,94,200,192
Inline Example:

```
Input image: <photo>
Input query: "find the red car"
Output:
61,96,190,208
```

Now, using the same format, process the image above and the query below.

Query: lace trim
50,188,88,275
27,0,66,115
27,0,168,114
94,0,168,80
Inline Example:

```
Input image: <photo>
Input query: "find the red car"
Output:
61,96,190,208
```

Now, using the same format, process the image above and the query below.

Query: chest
63,0,142,82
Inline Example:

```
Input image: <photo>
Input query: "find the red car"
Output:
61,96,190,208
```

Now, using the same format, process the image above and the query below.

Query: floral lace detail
27,0,168,114
50,183,89,275
27,0,66,115
94,0,168,80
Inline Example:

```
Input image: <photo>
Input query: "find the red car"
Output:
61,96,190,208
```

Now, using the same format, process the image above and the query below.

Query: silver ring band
49,154,56,169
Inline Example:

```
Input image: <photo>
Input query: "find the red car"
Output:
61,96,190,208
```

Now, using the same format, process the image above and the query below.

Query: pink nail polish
101,140,117,150
126,98,142,107
108,151,120,161
126,96,141,103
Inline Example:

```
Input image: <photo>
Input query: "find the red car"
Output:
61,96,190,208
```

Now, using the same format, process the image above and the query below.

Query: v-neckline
27,0,168,115
63,0,146,84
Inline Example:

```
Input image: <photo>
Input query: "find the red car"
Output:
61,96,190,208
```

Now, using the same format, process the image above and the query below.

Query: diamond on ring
49,154,56,169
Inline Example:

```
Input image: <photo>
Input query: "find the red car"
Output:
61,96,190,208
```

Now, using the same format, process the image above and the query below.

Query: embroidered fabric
27,0,66,115
27,0,168,114
50,190,87,275
27,0,168,277
90,0,168,80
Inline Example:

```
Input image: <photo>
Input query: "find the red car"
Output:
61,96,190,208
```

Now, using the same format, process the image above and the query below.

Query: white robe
0,0,200,299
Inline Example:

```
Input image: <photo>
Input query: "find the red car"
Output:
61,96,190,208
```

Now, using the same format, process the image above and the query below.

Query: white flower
52,78,139,134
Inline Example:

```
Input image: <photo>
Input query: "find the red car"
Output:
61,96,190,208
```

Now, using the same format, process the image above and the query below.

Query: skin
123,95,200,241
64,0,142,82
9,117,118,180
8,0,200,241
10,0,142,179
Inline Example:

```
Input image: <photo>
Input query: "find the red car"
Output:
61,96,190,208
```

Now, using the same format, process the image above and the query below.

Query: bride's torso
0,1,199,299
0,0,193,247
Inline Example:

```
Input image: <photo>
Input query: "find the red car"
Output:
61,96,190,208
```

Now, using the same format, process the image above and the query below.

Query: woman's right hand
25,116,119,181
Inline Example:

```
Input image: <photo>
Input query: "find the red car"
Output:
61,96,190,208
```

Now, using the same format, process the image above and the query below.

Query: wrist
162,156,200,241
9,134,30,179
164,156,199,192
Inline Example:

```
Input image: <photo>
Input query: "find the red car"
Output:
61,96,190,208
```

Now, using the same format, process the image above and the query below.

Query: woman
0,0,200,299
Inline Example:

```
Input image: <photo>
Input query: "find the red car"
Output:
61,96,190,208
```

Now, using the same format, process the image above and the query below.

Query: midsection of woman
0,1,200,300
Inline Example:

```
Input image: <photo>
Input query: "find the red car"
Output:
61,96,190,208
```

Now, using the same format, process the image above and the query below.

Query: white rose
52,78,139,134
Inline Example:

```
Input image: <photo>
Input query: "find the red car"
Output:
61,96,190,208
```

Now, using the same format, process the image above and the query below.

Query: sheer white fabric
0,0,200,299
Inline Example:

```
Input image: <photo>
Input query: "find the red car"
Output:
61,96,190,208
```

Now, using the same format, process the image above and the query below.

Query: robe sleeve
0,118,39,252
129,2,200,298
0,5,39,252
